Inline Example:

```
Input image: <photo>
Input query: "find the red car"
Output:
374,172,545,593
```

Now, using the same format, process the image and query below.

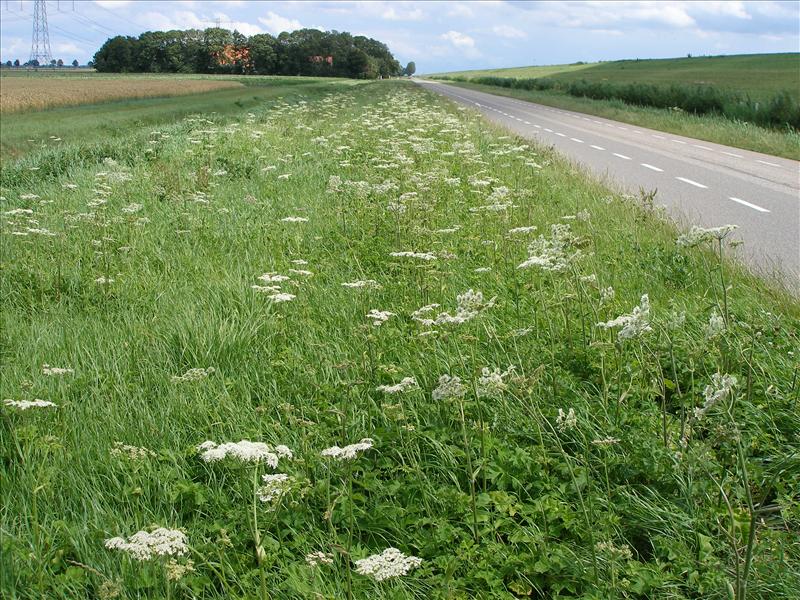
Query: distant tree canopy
93,28,404,79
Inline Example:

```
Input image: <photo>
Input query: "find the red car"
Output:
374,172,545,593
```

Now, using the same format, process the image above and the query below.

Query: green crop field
432,53,800,100
1,78,799,599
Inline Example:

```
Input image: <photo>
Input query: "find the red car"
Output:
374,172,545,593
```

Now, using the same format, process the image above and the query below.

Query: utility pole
29,0,53,65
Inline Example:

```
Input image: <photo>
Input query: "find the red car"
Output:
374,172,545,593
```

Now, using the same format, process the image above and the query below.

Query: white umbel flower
389,251,437,261
597,294,652,341
354,547,422,581
677,224,737,247
342,280,382,289
320,438,373,460
556,408,577,432
306,551,334,567
4,399,57,410
197,440,289,467
432,375,466,401
376,377,419,394
42,364,74,376
695,373,737,420
104,528,188,561
366,309,394,327
258,473,293,505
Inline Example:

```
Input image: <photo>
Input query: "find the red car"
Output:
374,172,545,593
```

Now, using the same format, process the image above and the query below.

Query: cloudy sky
1,1,797,72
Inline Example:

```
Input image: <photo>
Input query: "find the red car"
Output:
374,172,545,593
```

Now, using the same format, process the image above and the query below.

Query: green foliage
93,28,403,79
1,80,798,599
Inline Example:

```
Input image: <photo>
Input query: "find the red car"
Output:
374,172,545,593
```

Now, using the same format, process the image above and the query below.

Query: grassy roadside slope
1,80,798,599
0,76,357,160
438,80,800,160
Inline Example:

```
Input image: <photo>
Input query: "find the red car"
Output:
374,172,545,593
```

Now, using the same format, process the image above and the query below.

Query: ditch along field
0,71,244,113
1,79,799,599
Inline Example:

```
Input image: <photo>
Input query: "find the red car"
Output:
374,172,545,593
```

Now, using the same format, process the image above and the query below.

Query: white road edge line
676,177,708,189
641,163,664,172
590,145,605,150
730,197,770,213
613,153,631,160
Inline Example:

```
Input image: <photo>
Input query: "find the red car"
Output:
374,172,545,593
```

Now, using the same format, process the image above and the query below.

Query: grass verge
438,80,800,160
1,80,798,599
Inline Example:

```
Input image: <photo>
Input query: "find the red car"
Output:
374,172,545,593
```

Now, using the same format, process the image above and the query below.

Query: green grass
0,76,358,160
433,53,800,101
442,80,800,160
1,80,799,599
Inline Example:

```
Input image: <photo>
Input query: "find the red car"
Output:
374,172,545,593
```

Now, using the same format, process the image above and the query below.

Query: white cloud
441,30,476,49
492,25,526,39
381,6,424,21
94,1,132,8
258,11,303,34
54,42,83,56
447,4,474,18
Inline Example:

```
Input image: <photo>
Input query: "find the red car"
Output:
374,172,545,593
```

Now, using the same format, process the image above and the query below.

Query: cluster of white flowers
111,442,156,460
668,310,687,330
597,294,652,341
518,223,581,272
321,438,373,460
198,440,292,466
695,373,737,421
4,399,57,410
281,216,309,223
42,364,74,376
389,251,437,261
556,408,577,432
508,225,537,235
376,377,419,394
342,279,382,289
171,367,215,383
677,224,738,247
600,286,615,304
592,436,621,446
432,375,467,401
354,547,422,581
254,273,295,303
257,473,294,505
705,311,725,340
366,309,394,327
595,541,633,560
477,366,516,398
306,551,334,567
413,290,496,327
105,528,188,561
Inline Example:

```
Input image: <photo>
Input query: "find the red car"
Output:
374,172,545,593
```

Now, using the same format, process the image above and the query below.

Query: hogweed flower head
477,366,516,398
366,309,394,327
705,311,725,340
197,440,290,467
104,528,188,561
518,223,582,272
4,399,57,410
111,442,155,460
376,377,419,394
556,408,577,432
695,373,737,421
306,551,334,567
432,375,466,401
597,294,652,341
42,364,73,376
258,473,294,505
321,438,373,460
342,280,382,289
354,547,422,581
677,224,738,247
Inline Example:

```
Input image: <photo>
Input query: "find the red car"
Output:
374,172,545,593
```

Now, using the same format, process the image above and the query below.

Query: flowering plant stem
251,466,269,600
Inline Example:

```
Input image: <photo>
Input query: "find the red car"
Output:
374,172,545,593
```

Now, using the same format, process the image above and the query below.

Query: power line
29,0,53,64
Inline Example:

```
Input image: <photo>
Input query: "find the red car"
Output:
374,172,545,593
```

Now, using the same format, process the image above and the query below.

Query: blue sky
1,1,798,72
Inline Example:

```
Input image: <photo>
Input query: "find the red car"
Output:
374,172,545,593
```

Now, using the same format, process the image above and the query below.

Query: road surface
417,80,800,285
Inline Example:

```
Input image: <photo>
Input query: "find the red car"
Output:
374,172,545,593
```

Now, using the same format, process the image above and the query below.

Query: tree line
93,28,414,79
438,75,800,130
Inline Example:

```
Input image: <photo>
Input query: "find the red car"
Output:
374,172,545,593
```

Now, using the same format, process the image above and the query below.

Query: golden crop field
0,74,244,112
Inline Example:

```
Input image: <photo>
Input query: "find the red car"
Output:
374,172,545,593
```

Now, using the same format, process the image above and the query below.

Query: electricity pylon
29,0,53,65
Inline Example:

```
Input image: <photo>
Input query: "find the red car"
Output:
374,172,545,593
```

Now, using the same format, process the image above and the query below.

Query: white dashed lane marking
590,145,605,150
652,134,666,139
570,138,584,143
676,177,708,189
757,160,781,168
692,144,713,150
722,151,743,158
613,153,631,160
730,197,770,213
641,163,664,172
544,128,553,132
555,132,566,137
672,140,687,145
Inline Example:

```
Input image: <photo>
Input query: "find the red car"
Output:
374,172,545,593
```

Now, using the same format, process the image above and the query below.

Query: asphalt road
417,80,800,285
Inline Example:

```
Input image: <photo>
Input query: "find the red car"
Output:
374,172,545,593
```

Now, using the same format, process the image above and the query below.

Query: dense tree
57,59,64,67
72,59,79,67
14,59,20,67
4,60,11,67
404,61,416,76
92,28,405,79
